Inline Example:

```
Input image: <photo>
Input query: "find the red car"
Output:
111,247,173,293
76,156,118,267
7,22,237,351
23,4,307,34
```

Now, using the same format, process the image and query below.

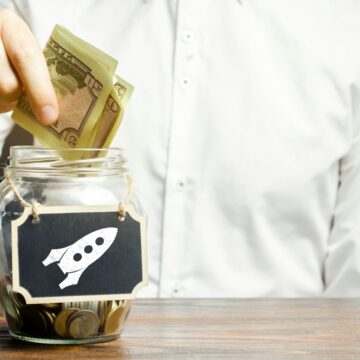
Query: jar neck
7,146,127,179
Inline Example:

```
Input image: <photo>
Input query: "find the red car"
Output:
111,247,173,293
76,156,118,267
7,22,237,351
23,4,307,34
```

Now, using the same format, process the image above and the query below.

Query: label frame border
11,203,148,304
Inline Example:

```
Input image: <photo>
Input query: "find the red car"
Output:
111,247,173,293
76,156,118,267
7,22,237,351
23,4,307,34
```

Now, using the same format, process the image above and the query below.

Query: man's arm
324,83,360,296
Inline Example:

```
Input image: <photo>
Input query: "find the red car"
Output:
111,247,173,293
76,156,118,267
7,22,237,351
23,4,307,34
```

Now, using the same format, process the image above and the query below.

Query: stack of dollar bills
12,24,133,157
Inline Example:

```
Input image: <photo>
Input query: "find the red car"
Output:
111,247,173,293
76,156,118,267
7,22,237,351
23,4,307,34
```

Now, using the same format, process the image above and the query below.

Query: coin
97,301,107,331
42,309,57,335
3,297,22,331
2,287,22,331
4,310,21,331
104,303,124,335
3,283,25,330
54,308,78,337
68,310,100,338
122,301,133,325
41,303,61,310
97,300,113,333
20,305,49,336
13,292,26,308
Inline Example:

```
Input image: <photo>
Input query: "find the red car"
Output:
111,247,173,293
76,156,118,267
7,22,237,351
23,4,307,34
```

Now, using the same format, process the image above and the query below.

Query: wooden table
1,299,360,359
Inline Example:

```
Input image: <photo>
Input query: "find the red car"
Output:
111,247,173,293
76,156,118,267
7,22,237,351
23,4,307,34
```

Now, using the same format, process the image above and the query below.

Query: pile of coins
0,279,133,339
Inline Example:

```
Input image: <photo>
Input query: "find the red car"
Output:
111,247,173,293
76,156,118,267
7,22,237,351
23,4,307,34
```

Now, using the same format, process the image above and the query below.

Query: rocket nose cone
108,227,118,240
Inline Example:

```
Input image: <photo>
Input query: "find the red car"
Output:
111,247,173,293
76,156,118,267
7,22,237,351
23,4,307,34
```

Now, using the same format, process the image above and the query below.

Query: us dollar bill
12,24,132,154
89,76,133,152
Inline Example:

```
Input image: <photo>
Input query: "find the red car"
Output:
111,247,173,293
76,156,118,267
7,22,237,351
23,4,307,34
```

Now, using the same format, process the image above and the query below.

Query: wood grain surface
1,298,360,359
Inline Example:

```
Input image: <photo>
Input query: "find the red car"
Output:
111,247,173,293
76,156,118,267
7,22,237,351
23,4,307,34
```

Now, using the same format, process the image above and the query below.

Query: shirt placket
158,0,202,297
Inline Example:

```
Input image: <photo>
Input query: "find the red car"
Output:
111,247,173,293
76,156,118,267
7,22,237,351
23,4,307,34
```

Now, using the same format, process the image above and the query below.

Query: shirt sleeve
0,0,14,9
0,0,31,23
323,84,360,296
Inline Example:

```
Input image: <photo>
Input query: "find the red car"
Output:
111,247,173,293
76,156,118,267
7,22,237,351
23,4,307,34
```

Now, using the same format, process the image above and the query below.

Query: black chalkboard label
11,204,147,304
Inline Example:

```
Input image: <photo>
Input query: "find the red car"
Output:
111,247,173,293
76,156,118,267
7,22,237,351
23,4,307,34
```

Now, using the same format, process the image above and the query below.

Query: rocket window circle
95,237,104,246
73,253,82,262
84,245,93,254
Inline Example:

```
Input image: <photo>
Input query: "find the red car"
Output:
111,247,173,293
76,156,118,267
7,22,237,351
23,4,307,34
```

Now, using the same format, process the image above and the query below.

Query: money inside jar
1,278,133,339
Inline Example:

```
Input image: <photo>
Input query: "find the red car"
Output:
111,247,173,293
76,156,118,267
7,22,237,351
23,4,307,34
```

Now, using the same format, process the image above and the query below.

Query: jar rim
6,146,128,177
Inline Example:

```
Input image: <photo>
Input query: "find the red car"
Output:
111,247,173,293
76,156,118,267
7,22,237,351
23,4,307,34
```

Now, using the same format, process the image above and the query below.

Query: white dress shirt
1,0,360,297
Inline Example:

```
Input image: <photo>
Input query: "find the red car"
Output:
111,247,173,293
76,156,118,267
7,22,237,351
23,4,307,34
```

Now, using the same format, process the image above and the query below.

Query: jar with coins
0,146,147,344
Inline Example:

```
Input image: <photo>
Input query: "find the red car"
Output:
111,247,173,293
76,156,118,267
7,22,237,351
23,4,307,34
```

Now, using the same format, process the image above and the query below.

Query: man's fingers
0,39,22,104
0,102,17,113
0,9,58,125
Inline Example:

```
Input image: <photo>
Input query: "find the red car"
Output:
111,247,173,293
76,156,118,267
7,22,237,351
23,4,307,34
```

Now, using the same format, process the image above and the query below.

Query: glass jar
0,146,146,344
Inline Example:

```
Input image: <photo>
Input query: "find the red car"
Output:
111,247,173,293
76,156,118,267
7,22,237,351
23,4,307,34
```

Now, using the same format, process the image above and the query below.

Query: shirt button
186,53,196,61
179,77,191,88
172,288,179,296
182,30,195,43
172,283,184,297
175,178,186,192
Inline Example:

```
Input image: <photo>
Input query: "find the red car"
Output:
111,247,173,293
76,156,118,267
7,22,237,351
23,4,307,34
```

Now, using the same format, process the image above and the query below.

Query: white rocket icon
42,227,118,290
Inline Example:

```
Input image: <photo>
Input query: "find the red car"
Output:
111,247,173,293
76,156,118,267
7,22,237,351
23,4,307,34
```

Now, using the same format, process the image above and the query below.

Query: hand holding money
0,9,132,154
11,24,133,153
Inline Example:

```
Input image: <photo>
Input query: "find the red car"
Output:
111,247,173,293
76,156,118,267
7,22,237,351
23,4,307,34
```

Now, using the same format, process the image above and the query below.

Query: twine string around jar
4,169,40,223
4,168,133,222
118,174,134,221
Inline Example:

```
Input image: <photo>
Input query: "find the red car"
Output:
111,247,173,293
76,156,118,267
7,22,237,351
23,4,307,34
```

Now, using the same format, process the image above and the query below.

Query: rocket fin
59,269,85,290
42,245,71,266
